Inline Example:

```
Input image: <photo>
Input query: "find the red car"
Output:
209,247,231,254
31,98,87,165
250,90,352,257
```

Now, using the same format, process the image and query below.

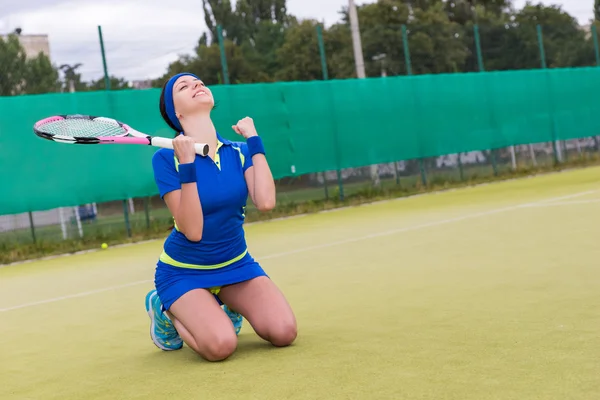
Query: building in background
17,34,50,59
131,79,153,90
1,29,51,60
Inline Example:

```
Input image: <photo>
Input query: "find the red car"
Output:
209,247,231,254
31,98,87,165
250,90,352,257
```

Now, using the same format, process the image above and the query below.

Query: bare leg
168,289,238,361
165,311,199,353
218,277,297,347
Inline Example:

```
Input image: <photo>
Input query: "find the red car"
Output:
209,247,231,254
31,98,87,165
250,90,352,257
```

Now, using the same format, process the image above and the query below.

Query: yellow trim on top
214,140,223,170
232,145,245,169
173,139,224,171
159,248,248,270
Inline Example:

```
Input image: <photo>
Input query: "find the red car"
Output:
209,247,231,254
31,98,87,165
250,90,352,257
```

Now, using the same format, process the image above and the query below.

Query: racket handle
151,137,209,156
193,143,210,156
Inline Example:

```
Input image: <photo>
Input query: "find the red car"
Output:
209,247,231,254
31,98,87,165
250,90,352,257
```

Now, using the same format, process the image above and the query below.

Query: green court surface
2,167,600,400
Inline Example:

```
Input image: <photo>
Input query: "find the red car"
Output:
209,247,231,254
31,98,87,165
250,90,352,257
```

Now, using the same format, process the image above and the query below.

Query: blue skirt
155,251,268,310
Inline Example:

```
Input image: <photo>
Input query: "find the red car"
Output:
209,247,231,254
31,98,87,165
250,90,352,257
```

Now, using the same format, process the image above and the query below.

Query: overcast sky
0,0,593,82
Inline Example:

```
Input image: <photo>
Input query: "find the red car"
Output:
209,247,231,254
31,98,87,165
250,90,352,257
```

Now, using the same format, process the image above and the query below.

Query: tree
153,38,266,87
443,0,512,25
595,0,600,21
202,0,289,45
0,34,60,96
87,76,130,91
407,3,470,74
56,65,130,93
517,4,594,68
158,1,293,86
203,0,239,44
330,0,471,76
239,20,288,81
23,54,60,94
236,0,289,40
481,4,594,71
446,1,595,72
60,63,83,93
273,18,355,82
455,2,513,72
345,0,468,76
0,34,27,96
324,22,355,79
351,0,412,77
154,0,591,86
274,20,321,81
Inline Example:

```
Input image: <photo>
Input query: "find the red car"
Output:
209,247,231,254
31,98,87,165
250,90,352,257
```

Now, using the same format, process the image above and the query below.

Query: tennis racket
33,114,209,156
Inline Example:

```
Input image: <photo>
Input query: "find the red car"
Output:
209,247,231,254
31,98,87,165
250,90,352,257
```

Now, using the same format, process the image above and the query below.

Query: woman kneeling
144,72,297,361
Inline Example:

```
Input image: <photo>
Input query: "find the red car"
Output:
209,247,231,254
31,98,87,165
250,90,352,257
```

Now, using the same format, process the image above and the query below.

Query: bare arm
244,154,276,211
232,117,276,212
164,183,204,241
164,135,204,241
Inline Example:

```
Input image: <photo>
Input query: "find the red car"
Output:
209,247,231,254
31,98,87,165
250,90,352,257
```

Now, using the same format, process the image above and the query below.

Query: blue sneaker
145,290,183,351
223,305,243,335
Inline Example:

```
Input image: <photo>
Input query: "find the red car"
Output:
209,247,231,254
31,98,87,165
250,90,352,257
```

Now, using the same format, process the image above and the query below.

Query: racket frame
33,115,209,156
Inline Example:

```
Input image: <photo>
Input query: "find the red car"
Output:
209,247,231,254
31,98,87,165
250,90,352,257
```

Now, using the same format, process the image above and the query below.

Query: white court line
528,199,600,207
1,188,598,314
532,189,600,203
1,170,595,269
260,190,600,260
0,280,152,313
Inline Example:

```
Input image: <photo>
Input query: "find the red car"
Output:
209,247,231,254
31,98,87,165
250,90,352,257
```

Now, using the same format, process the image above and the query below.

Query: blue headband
164,72,200,132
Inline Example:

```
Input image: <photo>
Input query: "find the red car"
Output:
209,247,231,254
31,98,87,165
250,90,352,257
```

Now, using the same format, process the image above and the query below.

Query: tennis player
144,72,297,361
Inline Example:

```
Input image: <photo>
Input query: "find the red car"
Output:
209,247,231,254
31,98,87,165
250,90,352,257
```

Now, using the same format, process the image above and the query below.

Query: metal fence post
402,24,427,187
317,24,344,201
537,24,561,165
217,25,230,85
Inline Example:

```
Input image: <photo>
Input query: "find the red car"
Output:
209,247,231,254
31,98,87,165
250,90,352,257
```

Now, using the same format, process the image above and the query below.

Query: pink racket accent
98,136,150,145
33,114,206,156
120,124,147,139
34,116,65,128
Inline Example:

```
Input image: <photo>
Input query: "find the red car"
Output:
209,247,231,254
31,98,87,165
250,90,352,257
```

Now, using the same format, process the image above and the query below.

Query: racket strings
39,118,126,138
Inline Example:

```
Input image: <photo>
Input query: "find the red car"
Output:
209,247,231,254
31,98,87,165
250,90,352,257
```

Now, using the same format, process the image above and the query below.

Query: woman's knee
268,318,297,347
195,331,238,362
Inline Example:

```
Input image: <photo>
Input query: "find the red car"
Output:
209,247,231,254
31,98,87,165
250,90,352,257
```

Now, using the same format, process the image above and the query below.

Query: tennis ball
101,243,108,250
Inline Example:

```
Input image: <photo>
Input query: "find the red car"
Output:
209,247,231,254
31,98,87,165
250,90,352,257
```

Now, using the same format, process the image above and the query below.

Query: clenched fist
173,135,197,164
232,117,258,139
